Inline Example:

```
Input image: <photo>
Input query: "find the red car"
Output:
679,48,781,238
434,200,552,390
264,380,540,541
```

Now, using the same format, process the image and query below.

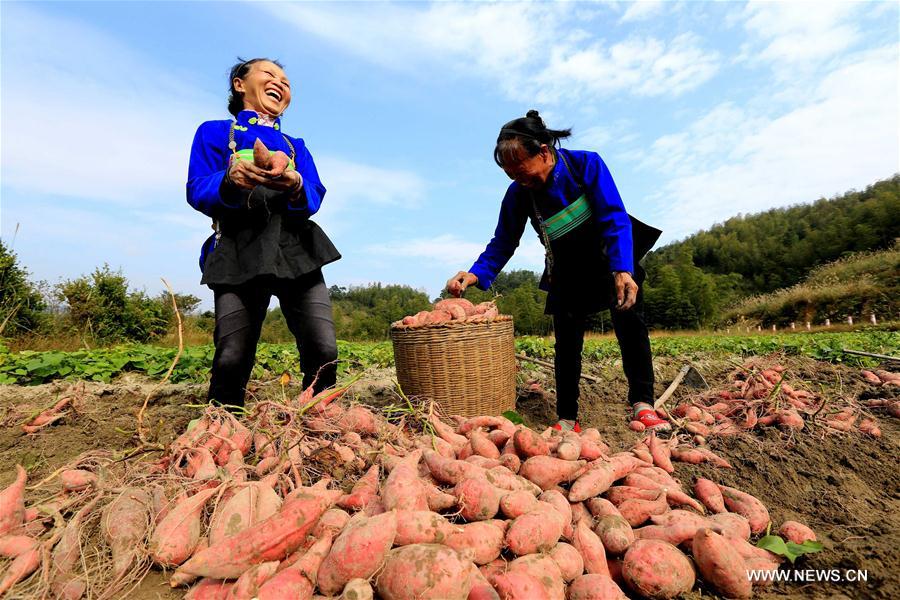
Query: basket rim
390,315,512,332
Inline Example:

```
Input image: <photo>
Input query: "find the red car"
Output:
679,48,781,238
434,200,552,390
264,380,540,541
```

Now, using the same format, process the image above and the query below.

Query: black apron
530,153,661,315
200,184,341,287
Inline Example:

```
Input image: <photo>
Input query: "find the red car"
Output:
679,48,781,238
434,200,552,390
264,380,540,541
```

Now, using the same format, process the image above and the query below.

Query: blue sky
2,1,898,308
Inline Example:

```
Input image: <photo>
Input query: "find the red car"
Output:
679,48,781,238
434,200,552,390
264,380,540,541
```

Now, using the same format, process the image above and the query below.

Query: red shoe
552,419,581,433
634,408,671,431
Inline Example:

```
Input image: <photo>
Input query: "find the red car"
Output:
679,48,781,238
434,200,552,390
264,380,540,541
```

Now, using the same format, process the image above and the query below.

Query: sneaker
552,419,582,433
634,408,671,431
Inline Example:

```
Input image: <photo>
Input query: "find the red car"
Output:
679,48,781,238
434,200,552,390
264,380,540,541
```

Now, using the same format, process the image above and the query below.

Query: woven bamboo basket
390,316,516,417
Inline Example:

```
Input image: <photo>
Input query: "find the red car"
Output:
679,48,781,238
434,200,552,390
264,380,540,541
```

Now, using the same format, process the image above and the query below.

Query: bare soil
1,356,897,599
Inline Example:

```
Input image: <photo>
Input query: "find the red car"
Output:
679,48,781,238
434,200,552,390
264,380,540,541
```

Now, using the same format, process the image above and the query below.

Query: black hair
227,57,285,117
494,110,572,168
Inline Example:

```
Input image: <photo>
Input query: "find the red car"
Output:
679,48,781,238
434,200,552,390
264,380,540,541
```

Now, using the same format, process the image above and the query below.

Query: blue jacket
186,110,326,269
470,148,634,290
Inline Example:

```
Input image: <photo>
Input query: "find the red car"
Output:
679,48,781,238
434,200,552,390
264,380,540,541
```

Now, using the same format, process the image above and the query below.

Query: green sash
541,194,592,241
233,149,295,171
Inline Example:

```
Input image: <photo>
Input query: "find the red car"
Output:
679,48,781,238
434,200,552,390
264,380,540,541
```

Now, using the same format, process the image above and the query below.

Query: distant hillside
644,175,900,296
719,244,900,327
641,175,900,329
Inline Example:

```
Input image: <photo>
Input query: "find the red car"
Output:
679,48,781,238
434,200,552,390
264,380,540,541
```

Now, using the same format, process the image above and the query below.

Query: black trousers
207,270,338,408
553,298,654,420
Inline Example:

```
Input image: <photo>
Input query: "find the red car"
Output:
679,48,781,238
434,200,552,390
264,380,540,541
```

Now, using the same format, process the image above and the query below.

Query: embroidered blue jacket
186,110,326,268
469,148,634,290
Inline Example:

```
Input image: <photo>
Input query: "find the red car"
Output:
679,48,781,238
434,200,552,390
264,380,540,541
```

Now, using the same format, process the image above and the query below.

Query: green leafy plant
502,410,524,425
756,535,824,563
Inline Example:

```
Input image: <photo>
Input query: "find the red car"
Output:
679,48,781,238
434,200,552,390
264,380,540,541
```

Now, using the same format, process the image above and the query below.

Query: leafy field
0,330,896,386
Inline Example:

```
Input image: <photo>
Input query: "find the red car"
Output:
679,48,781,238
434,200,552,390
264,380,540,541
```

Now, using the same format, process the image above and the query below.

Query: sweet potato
468,429,500,461
594,514,635,555
508,554,565,600
499,490,538,519
317,510,398,595
617,490,668,527
260,530,335,600
505,502,565,555
337,464,380,511
718,485,770,534
578,439,606,461
102,487,153,579
637,510,720,545
488,429,511,447
429,415,469,453
549,542,583,582
382,450,429,511
648,433,674,474
608,453,646,480
185,578,233,600
629,443,653,463
708,513,751,540
776,410,805,430
778,520,816,544
694,478,726,513
312,508,351,538
485,466,542,496
60,469,98,492
435,298,477,317
0,537,40,596
455,476,505,521
0,465,27,536
693,528,752,598
605,486,658,506
212,482,283,547
490,572,550,600
393,510,461,546
230,560,280,599
567,574,628,600
859,418,882,437
586,498,622,519
572,519,609,577
629,420,646,432
151,486,220,567
458,415,514,435
538,490,572,524
469,569,500,600
445,521,505,565
513,427,549,458
175,491,337,580
622,539,695,599
569,461,616,502
556,431,582,461
376,544,474,600
50,497,99,597
497,454,521,474
423,450,483,485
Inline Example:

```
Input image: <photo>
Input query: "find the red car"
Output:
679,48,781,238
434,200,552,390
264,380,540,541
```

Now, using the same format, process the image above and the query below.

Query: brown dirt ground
0,356,897,599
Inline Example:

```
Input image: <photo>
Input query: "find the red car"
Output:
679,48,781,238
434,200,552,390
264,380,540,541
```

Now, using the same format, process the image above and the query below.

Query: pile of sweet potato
1,385,811,600
666,361,896,441
391,298,501,328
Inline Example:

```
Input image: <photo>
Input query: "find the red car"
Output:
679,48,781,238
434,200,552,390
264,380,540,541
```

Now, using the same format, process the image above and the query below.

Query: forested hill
643,175,900,296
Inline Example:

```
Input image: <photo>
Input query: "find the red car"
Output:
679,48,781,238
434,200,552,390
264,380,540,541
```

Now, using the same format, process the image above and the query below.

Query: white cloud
620,1,665,23
264,2,719,103
532,33,719,103
644,46,899,242
365,234,488,267
739,1,861,68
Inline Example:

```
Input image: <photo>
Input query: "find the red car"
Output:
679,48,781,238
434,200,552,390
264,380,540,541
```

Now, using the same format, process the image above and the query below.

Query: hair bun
526,109,541,119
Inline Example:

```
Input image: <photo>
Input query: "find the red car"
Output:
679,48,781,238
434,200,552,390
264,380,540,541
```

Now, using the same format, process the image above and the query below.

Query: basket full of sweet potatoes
390,299,515,417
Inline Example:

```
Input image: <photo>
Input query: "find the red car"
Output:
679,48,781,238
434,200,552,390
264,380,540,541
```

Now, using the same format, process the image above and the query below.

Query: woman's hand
446,271,478,297
261,169,303,194
226,158,271,190
614,271,639,310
